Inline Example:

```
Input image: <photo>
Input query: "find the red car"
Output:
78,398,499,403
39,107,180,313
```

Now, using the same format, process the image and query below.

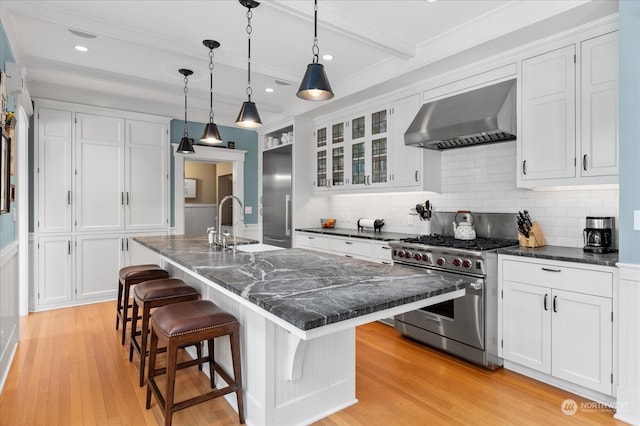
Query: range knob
462,259,472,269
402,251,412,258
452,258,462,267
413,253,422,261
436,257,446,266
420,253,429,262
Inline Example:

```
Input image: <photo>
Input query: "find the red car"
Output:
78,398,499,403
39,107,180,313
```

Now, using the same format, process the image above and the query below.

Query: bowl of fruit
320,218,336,228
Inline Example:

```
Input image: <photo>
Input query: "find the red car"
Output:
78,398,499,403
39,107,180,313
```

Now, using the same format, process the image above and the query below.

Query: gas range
389,235,519,277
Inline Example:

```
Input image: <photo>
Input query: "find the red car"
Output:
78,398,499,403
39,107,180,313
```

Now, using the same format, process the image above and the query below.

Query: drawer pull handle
345,241,353,245
381,246,391,250
308,236,315,240
345,254,353,258
541,267,561,273
544,294,548,311
553,295,558,313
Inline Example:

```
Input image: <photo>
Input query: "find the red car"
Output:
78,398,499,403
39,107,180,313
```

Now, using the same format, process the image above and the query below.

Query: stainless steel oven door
395,279,484,350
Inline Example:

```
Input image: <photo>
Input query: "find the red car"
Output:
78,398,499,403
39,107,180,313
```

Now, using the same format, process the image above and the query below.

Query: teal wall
169,120,259,226
0,21,16,250
618,1,640,264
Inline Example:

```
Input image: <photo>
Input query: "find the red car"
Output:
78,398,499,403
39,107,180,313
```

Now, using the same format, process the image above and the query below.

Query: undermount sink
236,244,286,253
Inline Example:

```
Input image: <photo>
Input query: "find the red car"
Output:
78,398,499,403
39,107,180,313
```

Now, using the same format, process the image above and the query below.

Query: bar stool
129,278,201,386
146,300,245,426
116,264,170,345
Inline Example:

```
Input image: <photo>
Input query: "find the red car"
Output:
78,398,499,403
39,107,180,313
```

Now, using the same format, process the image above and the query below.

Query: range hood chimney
405,79,516,150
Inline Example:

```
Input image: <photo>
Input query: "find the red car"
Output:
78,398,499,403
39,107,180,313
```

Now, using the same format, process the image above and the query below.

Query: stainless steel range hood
405,79,516,150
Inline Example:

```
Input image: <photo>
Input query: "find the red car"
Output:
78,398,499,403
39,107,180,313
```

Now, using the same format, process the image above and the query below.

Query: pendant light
296,0,334,101
176,68,195,154
200,39,223,144
236,0,263,128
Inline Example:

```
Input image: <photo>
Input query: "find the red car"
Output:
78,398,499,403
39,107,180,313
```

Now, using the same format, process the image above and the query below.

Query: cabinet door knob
414,170,419,182
583,154,588,171
553,295,558,313
543,293,548,311
522,160,527,175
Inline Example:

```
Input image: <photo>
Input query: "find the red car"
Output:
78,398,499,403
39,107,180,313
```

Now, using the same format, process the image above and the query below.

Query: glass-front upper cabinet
315,126,329,190
331,122,345,187
348,108,388,188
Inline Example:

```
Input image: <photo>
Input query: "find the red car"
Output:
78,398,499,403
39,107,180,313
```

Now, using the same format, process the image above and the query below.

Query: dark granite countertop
497,245,618,267
134,235,470,332
295,227,417,242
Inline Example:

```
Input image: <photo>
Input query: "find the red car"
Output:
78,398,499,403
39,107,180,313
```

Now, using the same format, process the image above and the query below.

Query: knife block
519,222,547,248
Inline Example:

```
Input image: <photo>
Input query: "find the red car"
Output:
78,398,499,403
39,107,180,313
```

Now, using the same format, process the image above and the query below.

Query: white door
551,289,613,394
391,94,422,188
521,45,576,181
75,234,123,301
580,31,618,178
502,281,551,374
37,235,73,307
75,113,125,232
37,108,73,234
125,120,168,230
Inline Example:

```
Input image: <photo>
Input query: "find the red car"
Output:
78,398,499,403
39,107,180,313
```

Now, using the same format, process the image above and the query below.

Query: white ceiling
1,0,618,127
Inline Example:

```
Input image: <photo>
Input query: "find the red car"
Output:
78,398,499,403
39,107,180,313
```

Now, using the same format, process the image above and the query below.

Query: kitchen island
133,235,471,426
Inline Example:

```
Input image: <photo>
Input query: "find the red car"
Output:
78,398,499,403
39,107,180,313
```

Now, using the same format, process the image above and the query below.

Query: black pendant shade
236,101,262,128
177,137,195,154
297,63,334,101
200,122,222,145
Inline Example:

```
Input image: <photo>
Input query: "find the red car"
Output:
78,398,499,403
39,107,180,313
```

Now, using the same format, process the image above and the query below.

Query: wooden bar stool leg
207,339,215,388
146,326,159,410
116,280,123,330
164,340,179,426
230,329,245,424
138,304,152,387
129,298,140,362
121,282,131,345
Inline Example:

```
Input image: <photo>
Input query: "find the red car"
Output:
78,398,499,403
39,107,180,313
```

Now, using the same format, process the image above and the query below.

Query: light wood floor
0,301,625,426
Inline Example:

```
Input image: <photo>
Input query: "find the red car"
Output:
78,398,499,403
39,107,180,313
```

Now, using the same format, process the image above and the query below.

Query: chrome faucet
218,195,243,252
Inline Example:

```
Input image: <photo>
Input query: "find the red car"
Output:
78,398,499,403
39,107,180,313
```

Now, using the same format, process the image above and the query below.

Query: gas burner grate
400,234,518,251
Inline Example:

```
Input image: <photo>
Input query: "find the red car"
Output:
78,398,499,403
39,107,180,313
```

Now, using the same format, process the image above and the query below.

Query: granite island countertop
133,235,471,333
295,227,417,242
497,245,618,267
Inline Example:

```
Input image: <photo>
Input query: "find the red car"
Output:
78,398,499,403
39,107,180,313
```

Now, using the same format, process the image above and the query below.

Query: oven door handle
467,282,483,291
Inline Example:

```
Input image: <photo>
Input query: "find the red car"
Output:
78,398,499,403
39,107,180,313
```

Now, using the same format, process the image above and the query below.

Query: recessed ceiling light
322,54,333,61
74,45,89,52
265,87,274,93
426,0,438,3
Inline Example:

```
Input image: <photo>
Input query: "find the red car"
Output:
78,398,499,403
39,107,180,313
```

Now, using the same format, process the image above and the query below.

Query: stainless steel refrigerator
262,144,292,248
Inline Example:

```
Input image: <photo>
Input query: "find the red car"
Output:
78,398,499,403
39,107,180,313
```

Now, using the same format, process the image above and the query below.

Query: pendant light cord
183,74,189,137
312,0,319,64
246,8,253,101
208,48,215,124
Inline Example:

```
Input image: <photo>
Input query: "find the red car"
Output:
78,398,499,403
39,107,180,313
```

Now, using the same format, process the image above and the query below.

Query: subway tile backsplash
325,143,619,248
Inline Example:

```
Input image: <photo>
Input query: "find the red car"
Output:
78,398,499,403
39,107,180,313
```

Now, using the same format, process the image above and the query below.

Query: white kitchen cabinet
373,241,393,265
520,45,576,182
580,31,618,178
390,94,441,192
295,231,393,265
37,108,73,234
75,113,125,232
125,119,169,230
36,235,74,308
518,30,619,188
500,256,614,396
33,99,170,311
296,232,331,253
75,234,123,301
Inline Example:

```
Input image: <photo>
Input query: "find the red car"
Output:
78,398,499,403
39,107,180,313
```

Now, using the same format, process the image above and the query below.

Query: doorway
217,174,233,226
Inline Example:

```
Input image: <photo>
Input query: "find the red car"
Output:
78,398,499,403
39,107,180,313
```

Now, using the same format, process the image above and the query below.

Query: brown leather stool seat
117,264,169,345
129,278,201,386
146,299,245,426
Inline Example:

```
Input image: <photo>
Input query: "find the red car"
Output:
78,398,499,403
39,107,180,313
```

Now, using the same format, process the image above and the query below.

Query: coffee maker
583,216,616,253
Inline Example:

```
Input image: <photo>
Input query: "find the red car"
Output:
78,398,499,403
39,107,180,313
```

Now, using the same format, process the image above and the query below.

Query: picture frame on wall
1,129,10,214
